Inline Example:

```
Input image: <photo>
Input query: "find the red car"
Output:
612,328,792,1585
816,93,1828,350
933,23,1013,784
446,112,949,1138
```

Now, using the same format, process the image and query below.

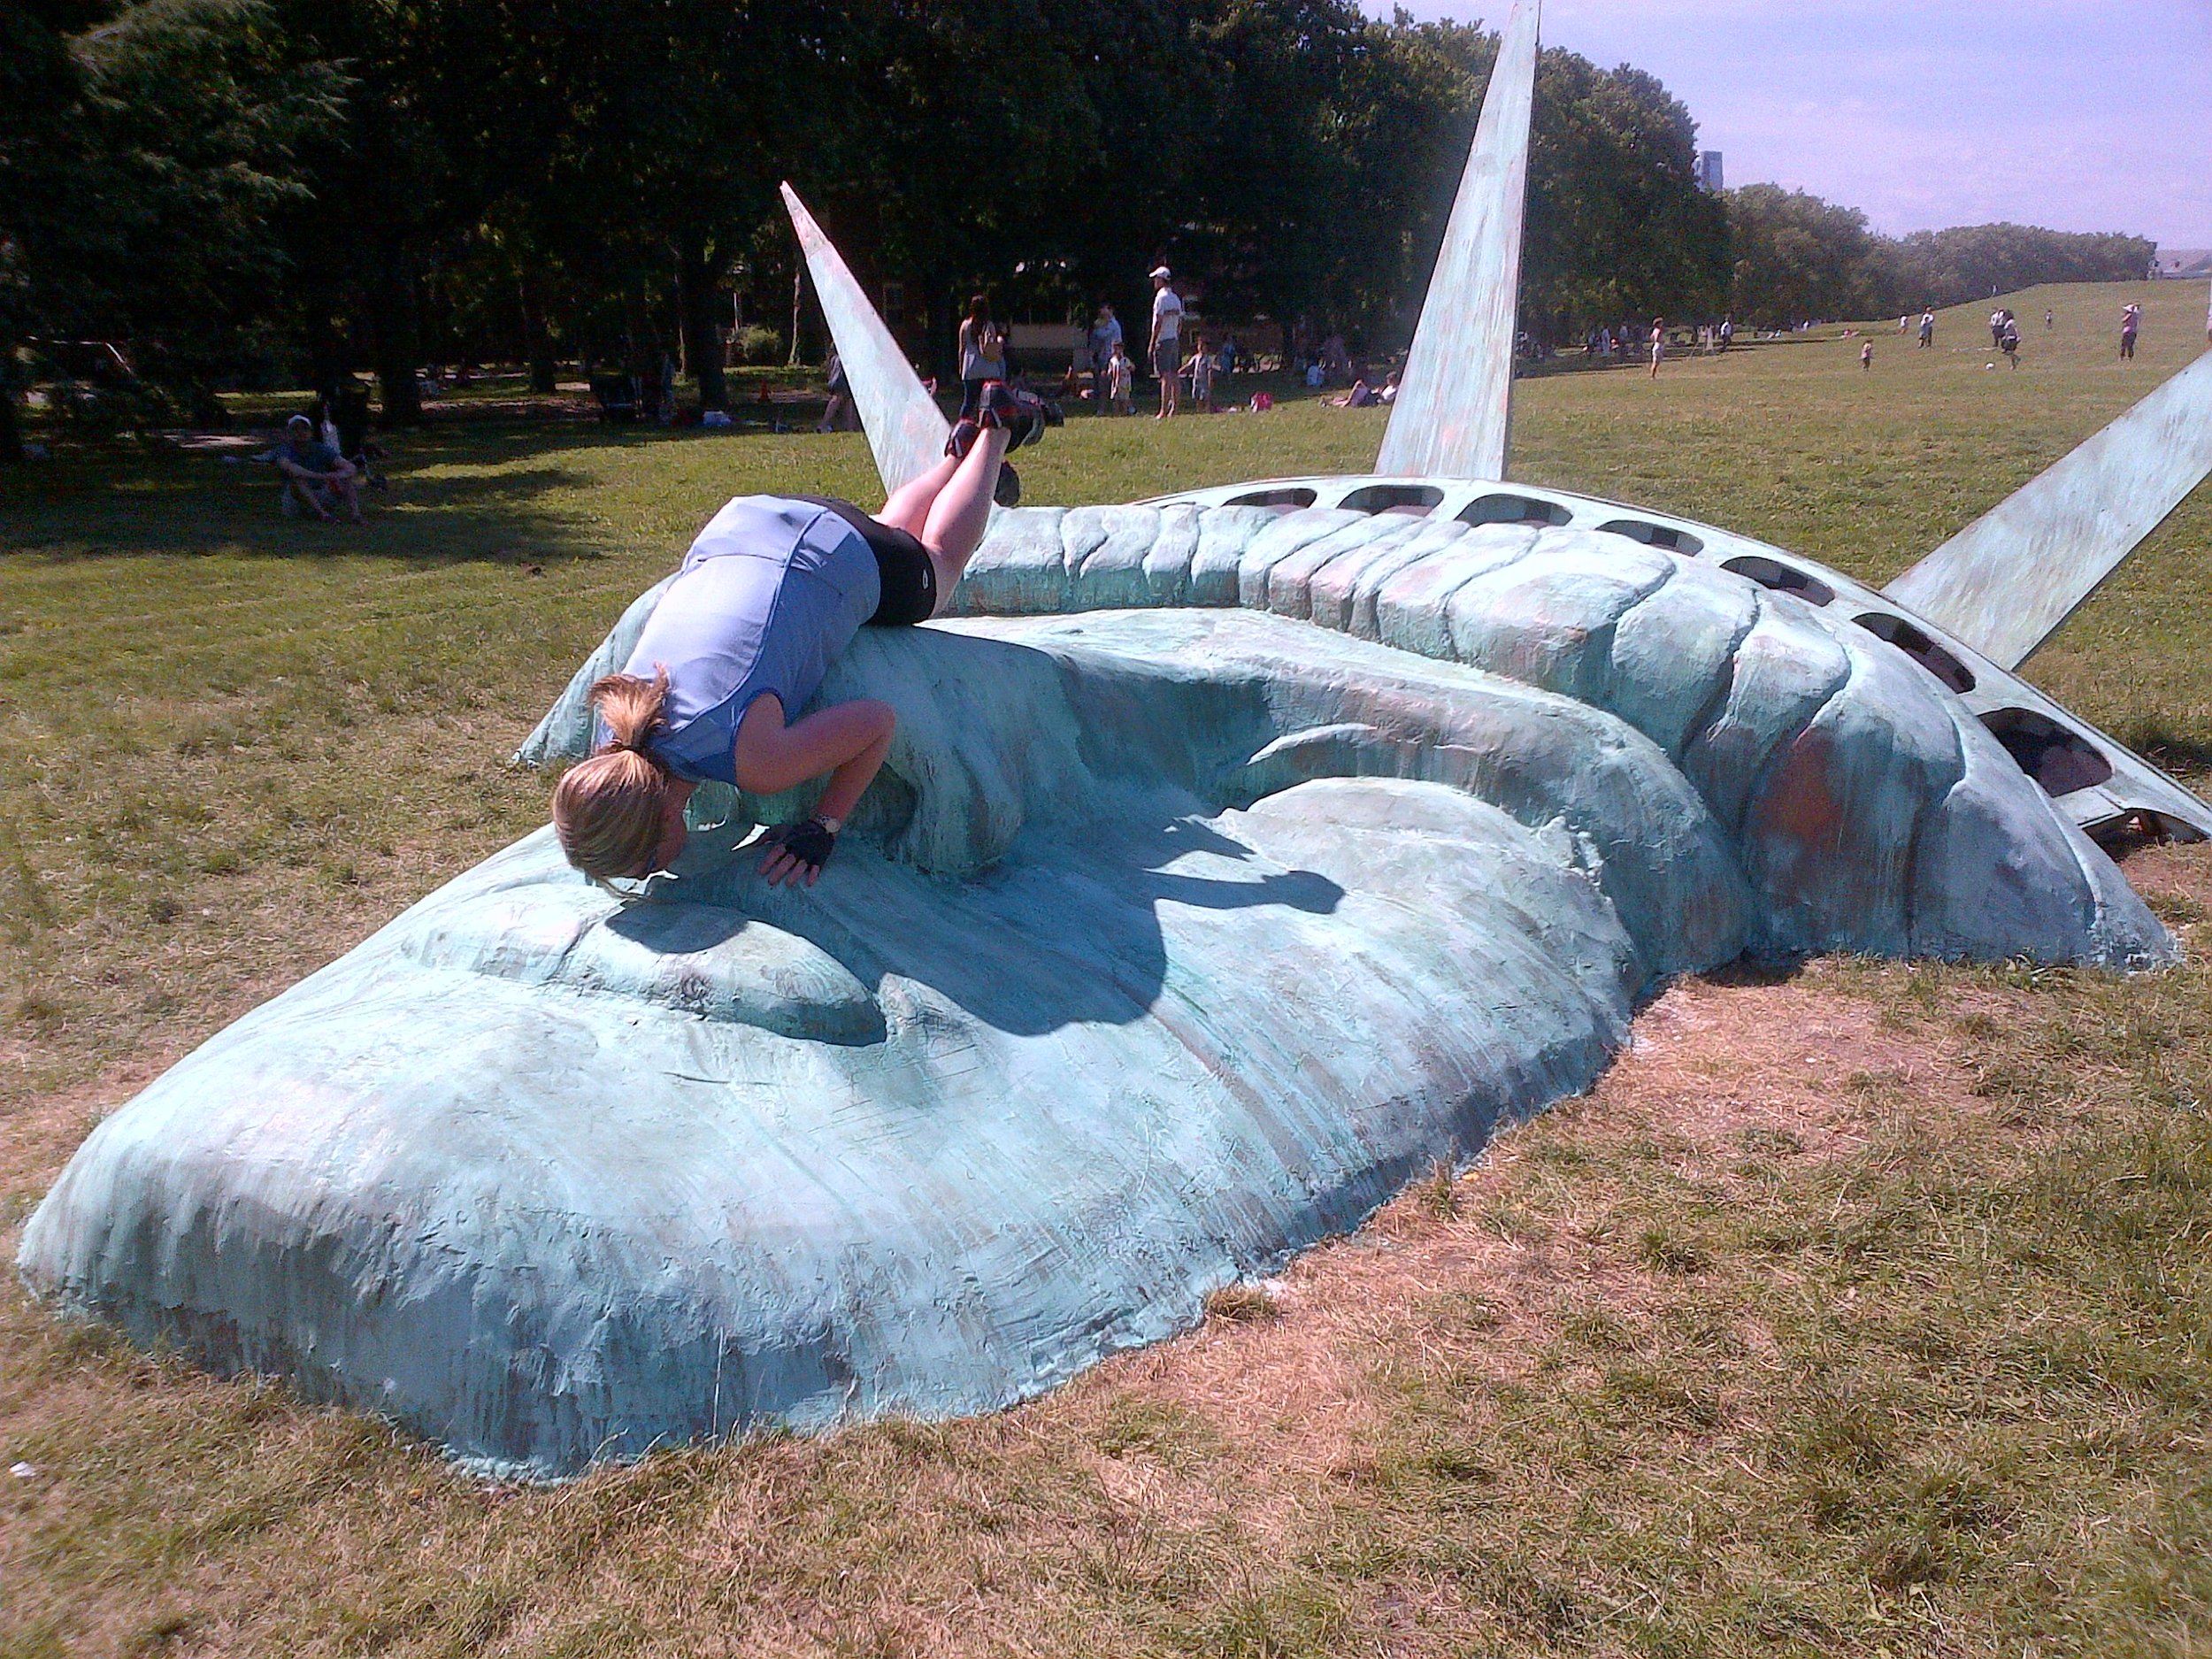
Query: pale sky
1367,0,2212,251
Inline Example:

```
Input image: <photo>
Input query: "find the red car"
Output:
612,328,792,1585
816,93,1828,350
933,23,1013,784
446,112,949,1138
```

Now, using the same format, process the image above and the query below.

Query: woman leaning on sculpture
554,381,1048,889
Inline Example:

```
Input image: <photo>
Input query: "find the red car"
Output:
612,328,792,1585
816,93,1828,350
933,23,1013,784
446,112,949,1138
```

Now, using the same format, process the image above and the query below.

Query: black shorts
797,496,938,626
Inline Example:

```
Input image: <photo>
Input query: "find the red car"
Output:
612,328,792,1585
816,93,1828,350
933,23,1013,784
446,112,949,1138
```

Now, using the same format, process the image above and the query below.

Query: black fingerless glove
761,817,837,876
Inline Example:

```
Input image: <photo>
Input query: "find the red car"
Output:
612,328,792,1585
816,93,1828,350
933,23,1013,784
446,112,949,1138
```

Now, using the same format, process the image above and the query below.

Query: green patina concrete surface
19,504,2171,1476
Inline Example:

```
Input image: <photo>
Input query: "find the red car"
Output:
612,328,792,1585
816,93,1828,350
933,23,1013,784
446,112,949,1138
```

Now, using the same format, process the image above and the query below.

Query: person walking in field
1861,340,1874,372
551,380,1050,891
2120,303,2141,359
1647,318,1666,379
1148,265,1184,419
1918,310,1936,348
2001,315,2021,369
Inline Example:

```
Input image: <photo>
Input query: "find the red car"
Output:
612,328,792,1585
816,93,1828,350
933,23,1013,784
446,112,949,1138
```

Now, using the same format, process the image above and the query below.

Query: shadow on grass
0,420,700,569
2116,719,2212,781
1700,955,1808,989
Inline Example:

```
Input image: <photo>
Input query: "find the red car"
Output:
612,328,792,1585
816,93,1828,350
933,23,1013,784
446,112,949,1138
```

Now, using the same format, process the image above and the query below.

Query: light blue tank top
612,495,881,785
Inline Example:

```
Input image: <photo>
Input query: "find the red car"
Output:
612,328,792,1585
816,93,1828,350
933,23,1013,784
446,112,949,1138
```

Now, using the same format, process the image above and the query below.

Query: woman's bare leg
878,453,961,538
917,426,1010,597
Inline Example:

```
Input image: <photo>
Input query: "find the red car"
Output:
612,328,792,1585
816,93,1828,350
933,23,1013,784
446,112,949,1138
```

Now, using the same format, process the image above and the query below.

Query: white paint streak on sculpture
1886,350,2212,668
1372,0,1539,482
781,182,947,494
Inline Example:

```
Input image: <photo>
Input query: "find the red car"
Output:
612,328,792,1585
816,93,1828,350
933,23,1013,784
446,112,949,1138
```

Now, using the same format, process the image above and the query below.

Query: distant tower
1696,150,1724,192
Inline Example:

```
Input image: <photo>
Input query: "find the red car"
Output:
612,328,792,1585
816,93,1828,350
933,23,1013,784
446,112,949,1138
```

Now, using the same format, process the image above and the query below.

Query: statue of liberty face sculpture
21,1,2212,1477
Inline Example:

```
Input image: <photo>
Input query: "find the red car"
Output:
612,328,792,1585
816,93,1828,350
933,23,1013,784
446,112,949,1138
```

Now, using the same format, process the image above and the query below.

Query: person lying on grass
554,380,1048,890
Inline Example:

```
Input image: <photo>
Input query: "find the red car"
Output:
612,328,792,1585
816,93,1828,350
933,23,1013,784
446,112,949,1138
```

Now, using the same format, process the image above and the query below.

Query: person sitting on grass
554,380,1049,891
272,413,362,522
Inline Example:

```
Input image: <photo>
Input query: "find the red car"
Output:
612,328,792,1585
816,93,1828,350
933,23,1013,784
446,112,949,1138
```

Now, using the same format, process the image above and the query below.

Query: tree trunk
787,265,805,366
519,272,557,395
926,277,956,388
303,316,350,401
0,341,23,464
675,233,726,411
368,242,424,426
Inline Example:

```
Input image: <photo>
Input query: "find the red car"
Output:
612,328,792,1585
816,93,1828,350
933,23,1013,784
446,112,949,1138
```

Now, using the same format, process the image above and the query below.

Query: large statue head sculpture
19,1,2212,1477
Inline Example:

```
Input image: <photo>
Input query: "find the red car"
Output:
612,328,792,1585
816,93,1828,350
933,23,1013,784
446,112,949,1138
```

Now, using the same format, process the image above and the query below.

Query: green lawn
1,279,2209,1657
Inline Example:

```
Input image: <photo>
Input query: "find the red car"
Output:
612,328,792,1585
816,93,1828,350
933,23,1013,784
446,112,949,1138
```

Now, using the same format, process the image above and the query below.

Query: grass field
2,278,2209,1657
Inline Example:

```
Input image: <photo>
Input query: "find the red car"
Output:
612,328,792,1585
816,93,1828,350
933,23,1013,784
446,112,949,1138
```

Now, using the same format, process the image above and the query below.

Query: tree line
0,0,2157,460
1721,184,2154,330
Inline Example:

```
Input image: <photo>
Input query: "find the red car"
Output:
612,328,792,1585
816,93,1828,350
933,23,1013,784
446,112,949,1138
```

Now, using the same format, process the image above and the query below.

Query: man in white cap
273,413,363,522
1148,265,1183,419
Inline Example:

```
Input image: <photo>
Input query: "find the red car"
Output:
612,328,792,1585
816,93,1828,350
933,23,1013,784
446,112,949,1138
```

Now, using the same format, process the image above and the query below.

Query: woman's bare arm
731,694,896,886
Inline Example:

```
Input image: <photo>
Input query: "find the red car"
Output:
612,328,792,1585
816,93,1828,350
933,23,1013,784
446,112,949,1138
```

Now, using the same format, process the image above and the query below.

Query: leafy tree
1723,187,2159,326
1524,56,1731,335
1724,182,1887,327
810,0,1124,380
0,0,338,457
1886,223,2155,311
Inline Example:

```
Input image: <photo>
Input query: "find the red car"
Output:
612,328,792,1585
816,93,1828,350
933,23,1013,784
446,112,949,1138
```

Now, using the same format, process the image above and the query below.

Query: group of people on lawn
966,266,1233,420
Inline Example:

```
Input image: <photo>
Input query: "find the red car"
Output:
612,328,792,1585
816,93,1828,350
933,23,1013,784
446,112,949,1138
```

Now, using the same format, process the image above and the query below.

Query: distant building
2150,248,2212,280
1696,151,1724,193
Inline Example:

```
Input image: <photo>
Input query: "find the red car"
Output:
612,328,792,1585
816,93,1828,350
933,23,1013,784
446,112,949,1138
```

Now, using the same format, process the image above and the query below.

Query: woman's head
552,670,686,880
967,293,990,324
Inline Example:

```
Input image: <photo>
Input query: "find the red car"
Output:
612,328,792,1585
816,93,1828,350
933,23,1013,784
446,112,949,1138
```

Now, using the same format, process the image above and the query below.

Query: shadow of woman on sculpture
603,803,1345,1041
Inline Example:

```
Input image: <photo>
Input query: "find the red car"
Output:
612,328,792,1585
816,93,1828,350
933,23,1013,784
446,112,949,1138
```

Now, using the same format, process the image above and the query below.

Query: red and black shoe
976,380,1050,449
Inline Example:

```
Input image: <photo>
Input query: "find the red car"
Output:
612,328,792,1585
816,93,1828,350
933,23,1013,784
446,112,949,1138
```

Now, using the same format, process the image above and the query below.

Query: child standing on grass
1861,340,1874,372
1106,342,1134,415
1182,337,1216,411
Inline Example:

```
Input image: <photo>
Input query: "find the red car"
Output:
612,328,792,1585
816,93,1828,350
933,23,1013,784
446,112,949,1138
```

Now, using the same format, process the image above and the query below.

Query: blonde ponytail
552,670,677,879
